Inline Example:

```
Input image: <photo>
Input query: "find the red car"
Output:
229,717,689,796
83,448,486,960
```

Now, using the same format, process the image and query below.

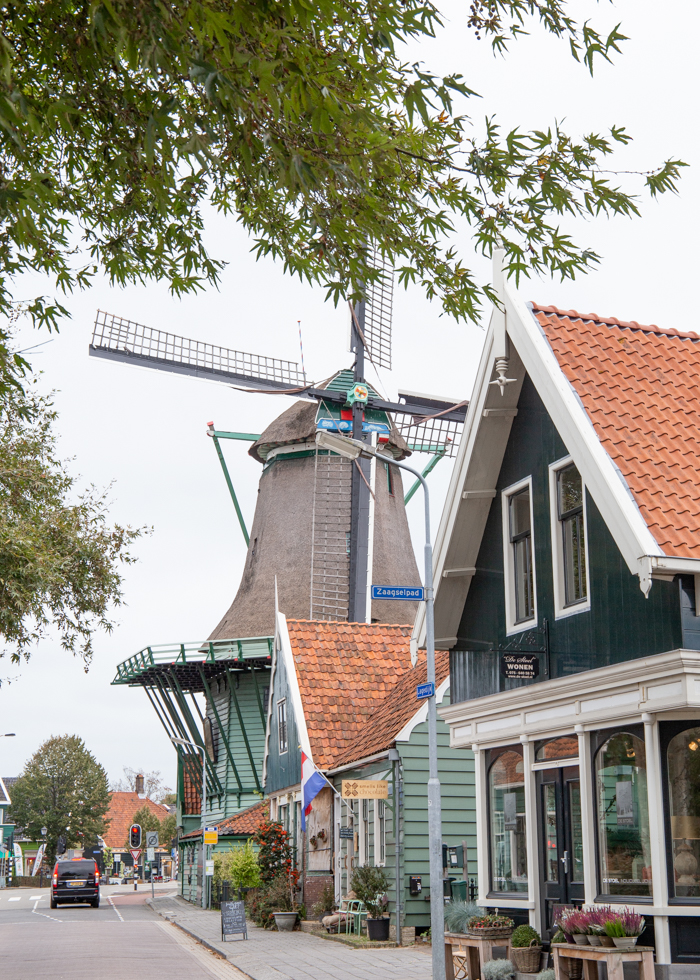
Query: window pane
536,736,579,762
558,465,583,517
563,512,587,604
514,536,534,621
667,726,700,899
278,701,288,753
510,488,531,538
595,733,652,896
489,749,528,893
543,784,559,883
569,780,584,883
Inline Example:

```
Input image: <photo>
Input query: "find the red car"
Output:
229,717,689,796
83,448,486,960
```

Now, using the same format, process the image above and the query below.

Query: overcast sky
1,0,696,790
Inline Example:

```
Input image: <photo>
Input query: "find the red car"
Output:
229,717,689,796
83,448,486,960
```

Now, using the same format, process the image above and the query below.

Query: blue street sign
416,682,435,700
371,585,425,601
316,419,391,435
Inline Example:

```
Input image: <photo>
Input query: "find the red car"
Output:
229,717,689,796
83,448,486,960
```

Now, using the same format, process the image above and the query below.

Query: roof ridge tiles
532,302,700,342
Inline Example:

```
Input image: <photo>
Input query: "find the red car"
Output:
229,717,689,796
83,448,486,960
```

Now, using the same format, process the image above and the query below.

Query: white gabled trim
275,612,314,760
503,284,664,577
394,677,450,742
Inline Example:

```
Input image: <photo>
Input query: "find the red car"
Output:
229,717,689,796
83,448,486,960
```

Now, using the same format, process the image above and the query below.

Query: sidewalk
148,895,432,980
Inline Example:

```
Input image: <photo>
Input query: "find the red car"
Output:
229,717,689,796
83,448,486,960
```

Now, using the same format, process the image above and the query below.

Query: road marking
32,901,62,922
8,898,20,902
108,897,124,922
29,895,42,900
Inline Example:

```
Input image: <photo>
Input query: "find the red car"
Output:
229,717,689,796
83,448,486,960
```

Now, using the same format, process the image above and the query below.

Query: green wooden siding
453,374,687,704
265,655,302,794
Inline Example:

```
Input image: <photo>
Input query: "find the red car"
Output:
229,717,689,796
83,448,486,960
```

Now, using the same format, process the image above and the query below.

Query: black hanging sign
500,653,539,680
221,900,247,941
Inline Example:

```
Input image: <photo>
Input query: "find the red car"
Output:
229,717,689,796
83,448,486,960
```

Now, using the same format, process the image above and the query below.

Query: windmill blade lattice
397,415,463,457
90,310,306,391
363,246,393,370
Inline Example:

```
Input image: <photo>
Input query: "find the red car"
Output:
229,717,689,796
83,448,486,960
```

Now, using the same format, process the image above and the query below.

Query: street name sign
371,585,425,601
204,827,219,845
146,831,159,848
416,682,435,700
221,900,247,942
342,780,389,800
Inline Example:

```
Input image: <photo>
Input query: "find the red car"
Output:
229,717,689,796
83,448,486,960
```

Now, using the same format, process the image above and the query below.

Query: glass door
537,765,584,937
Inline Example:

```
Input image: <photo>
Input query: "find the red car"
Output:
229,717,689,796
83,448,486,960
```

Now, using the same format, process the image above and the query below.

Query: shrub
444,901,485,934
537,970,556,980
350,865,390,918
511,924,541,947
246,877,296,929
482,959,515,980
311,882,336,918
253,820,296,886
213,840,261,897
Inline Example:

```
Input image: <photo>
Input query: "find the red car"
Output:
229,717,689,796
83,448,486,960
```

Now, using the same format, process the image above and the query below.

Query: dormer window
277,699,288,754
550,457,590,618
502,477,537,633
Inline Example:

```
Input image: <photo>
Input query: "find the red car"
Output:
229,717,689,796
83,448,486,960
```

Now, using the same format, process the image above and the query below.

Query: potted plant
351,865,391,941
566,910,590,945
482,959,515,980
604,909,645,949
467,912,515,940
444,900,484,936
510,924,542,973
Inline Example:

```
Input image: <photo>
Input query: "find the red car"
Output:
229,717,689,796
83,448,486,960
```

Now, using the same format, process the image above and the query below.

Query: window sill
594,895,653,905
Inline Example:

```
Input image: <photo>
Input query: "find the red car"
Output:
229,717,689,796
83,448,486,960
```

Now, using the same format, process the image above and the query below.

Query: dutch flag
301,751,327,832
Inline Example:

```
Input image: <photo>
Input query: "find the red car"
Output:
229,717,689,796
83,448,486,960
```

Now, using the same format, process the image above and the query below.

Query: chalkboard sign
221,900,247,941
500,654,539,680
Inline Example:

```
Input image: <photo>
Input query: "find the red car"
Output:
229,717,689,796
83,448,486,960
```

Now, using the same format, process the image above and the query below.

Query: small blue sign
316,419,391,435
371,585,425,601
416,682,435,700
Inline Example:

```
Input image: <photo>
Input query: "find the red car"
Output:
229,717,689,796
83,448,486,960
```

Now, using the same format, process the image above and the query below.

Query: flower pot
612,936,638,950
367,917,390,941
512,942,542,973
467,926,513,940
588,935,602,946
573,934,589,945
273,912,298,932
599,936,615,948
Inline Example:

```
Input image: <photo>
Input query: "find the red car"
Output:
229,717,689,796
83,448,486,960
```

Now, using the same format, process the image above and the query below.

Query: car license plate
66,880,86,887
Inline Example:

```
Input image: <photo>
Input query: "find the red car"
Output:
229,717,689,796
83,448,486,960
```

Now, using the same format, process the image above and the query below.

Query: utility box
409,875,422,896
451,879,468,902
442,843,464,870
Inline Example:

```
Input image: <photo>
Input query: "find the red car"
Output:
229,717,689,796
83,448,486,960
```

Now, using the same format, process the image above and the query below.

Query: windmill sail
90,310,306,392
362,247,393,370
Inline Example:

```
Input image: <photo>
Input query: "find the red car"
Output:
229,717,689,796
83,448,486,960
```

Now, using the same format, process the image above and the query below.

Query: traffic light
56,835,66,855
129,824,142,848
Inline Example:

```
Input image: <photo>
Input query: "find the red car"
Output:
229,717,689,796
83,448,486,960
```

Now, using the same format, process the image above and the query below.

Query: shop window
535,735,579,762
667,726,700,899
488,747,528,894
595,732,652,897
277,699,288,754
359,799,369,866
502,479,537,632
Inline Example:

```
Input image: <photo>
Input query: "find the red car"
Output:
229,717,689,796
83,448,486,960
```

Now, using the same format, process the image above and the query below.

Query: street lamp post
315,430,446,980
171,736,208,909
40,827,47,887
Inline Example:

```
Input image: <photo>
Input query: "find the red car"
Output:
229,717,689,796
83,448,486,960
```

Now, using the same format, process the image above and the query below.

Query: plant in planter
564,910,591,944
311,882,336,922
537,970,556,980
510,924,542,974
351,865,391,941
444,901,485,936
467,913,515,939
603,909,645,949
482,958,515,980
252,820,301,931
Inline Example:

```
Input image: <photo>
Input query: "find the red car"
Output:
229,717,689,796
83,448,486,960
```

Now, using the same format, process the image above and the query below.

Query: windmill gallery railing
112,636,273,807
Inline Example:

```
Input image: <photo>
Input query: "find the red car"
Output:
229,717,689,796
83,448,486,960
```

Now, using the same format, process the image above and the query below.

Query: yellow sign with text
203,828,218,845
341,780,388,800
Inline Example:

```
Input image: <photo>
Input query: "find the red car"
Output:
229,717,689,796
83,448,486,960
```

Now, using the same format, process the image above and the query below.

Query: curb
147,899,256,978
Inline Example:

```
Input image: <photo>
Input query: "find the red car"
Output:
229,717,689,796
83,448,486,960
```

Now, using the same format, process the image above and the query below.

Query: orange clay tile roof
103,792,171,850
183,771,201,816
286,620,416,769
533,303,700,559
179,800,269,841
332,651,450,768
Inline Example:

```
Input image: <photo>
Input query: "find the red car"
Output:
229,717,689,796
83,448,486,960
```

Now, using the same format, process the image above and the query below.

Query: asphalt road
0,884,244,979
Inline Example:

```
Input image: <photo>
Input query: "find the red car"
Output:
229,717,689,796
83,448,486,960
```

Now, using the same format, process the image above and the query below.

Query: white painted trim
522,739,540,927
549,455,591,619
276,612,314,760
394,678,451,742
577,728,596,906
644,717,669,916
473,746,489,904
502,475,538,635
531,757,580,771
264,440,317,462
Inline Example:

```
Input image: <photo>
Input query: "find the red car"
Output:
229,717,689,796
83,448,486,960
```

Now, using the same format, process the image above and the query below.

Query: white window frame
277,699,288,754
374,800,386,867
549,455,591,619
358,799,369,866
502,476,538,635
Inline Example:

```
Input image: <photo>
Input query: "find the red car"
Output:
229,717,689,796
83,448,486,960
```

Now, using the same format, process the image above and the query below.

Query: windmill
89,253,468,632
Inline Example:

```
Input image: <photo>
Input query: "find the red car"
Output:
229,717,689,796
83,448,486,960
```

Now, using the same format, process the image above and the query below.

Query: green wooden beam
404,448,447,505
198,665,244,793
150,679,203,793
210,433,250,546
168,669,223,797
209,430,261,441
249,666,267,729
224,664,263,793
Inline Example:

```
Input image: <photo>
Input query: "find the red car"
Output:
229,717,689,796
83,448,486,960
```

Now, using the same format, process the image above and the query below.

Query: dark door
537,765,584,938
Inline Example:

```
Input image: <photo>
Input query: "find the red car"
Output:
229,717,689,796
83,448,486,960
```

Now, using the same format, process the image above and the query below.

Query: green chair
344,899,367,935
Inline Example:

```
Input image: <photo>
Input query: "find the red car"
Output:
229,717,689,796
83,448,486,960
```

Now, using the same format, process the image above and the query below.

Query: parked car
51,859,100,908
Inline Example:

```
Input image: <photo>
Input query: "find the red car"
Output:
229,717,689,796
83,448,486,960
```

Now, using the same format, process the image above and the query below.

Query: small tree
351,865,390,919
253,820,295,886
214,840,261,896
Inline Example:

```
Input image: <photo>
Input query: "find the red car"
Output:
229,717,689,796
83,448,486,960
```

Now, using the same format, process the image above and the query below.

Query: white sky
1,0,696,788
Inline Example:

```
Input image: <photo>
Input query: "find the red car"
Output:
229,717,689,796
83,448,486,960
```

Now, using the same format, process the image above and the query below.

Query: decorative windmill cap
248,371,411,464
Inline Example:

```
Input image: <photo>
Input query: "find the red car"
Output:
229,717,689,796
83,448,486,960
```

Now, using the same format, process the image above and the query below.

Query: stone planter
588,935,602,946
612,936,638,950
572,934,589,945
599,936,615,947
273,912,298,932
367,917,391,941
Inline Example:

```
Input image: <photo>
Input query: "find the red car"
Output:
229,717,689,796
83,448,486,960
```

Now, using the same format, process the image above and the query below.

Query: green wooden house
413,265,700,972
264,614,475,937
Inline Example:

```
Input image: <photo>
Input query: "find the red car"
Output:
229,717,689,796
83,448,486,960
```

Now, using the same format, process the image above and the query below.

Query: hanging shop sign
341,780,389,800
500,654,539,680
